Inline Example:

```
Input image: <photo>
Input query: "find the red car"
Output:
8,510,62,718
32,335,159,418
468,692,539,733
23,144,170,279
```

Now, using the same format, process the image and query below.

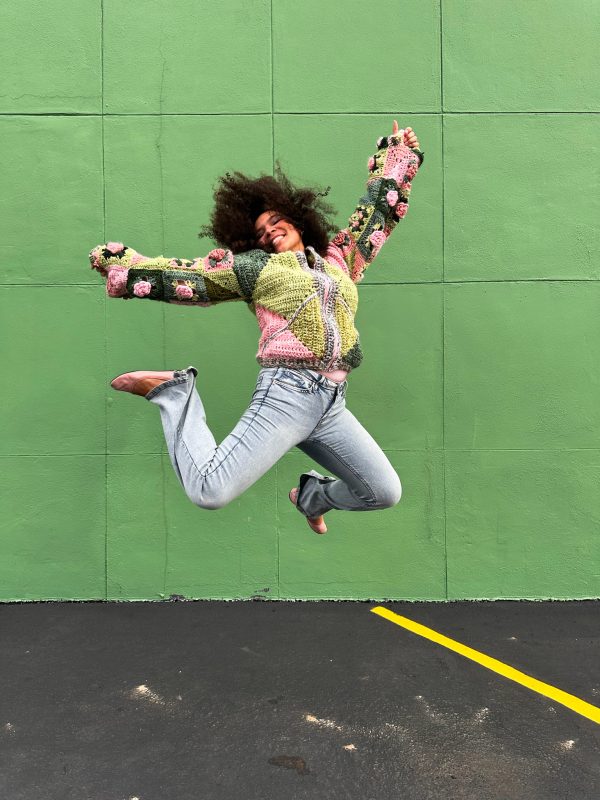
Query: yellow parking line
371,606,600,725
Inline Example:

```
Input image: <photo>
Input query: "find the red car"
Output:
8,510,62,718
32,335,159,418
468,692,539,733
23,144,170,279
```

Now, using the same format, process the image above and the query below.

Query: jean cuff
145,366,197,401
295,469,337,518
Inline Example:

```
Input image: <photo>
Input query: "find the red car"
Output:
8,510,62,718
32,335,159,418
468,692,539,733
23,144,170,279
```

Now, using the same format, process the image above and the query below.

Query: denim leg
295,389,402,518
146,366,326,510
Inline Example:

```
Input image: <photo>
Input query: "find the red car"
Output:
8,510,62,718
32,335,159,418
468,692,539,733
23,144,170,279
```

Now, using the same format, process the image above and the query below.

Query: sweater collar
297,245,321,270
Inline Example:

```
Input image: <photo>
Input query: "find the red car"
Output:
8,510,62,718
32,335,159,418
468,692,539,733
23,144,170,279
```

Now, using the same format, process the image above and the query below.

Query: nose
267,227,283,244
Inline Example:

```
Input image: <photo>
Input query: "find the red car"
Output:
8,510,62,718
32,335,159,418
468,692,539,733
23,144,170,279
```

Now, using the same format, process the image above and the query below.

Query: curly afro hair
197,159,340,257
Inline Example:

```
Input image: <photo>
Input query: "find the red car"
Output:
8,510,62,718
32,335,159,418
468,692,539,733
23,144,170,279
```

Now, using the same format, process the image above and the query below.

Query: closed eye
256,215,282,243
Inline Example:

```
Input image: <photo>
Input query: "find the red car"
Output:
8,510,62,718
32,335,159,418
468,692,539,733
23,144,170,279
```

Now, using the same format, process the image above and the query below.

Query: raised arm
326,123,424,284
89,242,265,306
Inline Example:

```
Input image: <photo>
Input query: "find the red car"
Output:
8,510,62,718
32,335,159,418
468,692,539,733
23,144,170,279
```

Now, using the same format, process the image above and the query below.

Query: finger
392,119,398,134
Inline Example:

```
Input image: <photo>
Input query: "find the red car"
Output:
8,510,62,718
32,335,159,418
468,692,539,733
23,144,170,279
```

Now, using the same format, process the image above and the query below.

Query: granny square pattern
89,134,424,374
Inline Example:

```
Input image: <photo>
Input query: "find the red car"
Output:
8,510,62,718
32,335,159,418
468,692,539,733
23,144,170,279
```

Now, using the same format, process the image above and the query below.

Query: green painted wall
0,1,599,601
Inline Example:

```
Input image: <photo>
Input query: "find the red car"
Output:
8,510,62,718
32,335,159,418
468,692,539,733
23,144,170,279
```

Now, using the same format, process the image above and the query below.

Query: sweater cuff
375,134,424,164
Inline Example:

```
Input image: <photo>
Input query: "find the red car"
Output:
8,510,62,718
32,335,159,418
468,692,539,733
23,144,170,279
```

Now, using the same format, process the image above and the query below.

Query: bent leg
295,403,402,518
146,367,324,510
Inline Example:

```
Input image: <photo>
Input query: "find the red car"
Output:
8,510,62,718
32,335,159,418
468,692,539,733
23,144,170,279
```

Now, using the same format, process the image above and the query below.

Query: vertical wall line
101,0,108,600
270,0,280,597
275,462,280,598
440,0,448,599
270,0,275,175
156,22,170,599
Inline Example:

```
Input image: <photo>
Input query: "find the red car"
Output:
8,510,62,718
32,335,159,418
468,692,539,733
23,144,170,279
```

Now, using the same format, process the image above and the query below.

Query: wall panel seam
101,0,108,601
270,0,280,598
3,111,600,118
440,0,448,600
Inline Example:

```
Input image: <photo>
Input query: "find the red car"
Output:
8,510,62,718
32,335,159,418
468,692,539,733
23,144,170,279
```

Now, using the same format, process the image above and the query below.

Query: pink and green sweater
89,133,424,374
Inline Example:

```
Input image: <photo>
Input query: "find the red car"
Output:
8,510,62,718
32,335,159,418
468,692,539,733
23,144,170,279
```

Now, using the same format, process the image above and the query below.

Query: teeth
272,234,285,244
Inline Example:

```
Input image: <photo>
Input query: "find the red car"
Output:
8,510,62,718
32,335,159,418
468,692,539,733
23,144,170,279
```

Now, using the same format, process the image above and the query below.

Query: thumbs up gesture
392,119,420,150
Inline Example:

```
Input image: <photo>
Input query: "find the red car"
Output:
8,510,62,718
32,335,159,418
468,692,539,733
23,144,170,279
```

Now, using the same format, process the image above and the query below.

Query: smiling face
254,210,305,254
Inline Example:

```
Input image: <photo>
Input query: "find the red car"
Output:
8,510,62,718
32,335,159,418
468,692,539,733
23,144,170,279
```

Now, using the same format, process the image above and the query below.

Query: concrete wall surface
0,1,599,600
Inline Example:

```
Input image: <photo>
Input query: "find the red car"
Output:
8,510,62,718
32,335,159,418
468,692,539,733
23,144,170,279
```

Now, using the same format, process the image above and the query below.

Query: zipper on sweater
321,277,341,369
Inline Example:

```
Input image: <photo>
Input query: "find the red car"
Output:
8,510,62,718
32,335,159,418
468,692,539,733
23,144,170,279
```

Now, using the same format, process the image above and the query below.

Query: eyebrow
255,213,280,237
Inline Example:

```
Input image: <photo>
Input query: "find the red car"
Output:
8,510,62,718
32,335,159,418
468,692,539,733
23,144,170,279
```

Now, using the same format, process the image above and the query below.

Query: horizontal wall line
1,110,599,118
0,284,102,287
361,279,600,285
282,111,600,116
2,448,600,458
2,278,600,288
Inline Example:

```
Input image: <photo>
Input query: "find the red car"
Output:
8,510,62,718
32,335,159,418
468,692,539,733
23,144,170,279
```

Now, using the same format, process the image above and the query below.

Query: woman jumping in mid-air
89,120,423,534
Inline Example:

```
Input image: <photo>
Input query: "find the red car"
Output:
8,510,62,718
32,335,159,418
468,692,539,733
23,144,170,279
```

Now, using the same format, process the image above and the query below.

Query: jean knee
185,481,231,511
193,497,226,511
375,473,402,508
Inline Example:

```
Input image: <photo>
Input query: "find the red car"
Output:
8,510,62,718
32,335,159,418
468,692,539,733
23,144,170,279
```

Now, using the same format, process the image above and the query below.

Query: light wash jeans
145,366,402,519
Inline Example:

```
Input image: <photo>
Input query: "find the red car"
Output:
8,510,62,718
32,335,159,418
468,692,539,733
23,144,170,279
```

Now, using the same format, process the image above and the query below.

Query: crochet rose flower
401,181,412,192
106,242,125,254
175,284,194,300
133,280,152,297
406,164,418,180
333,230,348,245
395,203,409,218
386,189,398,207
106,268,128,296
89,247,104,272
205,247,234,271
369,230,386,249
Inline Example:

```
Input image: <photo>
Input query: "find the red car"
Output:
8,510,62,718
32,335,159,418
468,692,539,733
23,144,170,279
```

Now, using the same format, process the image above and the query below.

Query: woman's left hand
392,119,420,150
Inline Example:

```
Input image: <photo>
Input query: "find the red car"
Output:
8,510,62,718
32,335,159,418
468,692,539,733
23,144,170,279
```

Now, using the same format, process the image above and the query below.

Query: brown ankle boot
110,371,175,397
129,376,171,397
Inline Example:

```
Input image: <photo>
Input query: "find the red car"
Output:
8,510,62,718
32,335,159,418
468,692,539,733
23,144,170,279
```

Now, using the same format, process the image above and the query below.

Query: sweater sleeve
325,134,424,284
88,242,254,305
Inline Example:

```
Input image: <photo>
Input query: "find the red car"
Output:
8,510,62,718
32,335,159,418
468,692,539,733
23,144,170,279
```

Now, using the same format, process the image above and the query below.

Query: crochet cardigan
89,133,424,374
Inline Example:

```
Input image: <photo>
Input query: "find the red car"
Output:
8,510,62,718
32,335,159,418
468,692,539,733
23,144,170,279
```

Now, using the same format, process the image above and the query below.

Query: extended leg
146,367,324,510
